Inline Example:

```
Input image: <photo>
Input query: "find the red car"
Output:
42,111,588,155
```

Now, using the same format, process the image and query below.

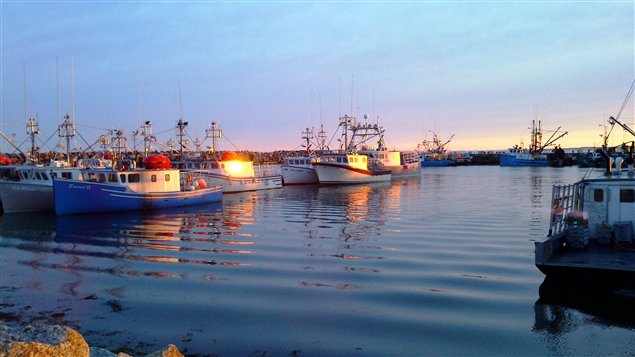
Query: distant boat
53,155,222,215
499,120,567,167
418,131,455,167
313,152,391,184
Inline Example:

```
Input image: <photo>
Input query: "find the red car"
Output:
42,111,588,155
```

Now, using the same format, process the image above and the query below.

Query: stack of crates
566,211,589,248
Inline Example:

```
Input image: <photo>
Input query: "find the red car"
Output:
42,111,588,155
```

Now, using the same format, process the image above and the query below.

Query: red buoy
144,155,171,169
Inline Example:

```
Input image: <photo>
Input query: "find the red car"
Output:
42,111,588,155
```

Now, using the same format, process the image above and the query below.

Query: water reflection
0,202,268,284
534,277,635,337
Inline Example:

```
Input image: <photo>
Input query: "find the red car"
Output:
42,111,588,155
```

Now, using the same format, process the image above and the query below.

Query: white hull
314,164,391,184
387,161,421,177
281,165,319,185
0,181,53,213
198,172,282,193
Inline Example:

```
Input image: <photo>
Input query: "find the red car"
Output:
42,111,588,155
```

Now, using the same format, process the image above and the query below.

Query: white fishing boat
313,152,391,184
0,162,82,213
0,114,90,213
281,126,328,185
535,110,635,286
281,155,319,185
171,121,282,192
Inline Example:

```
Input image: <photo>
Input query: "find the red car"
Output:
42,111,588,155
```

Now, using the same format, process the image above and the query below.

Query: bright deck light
227,161,244,173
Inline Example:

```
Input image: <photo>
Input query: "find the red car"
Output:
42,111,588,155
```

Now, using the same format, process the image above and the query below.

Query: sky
1,1,634,154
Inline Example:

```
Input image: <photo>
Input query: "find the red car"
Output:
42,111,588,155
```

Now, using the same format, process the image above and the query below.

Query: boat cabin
80,168,182,193
283,157,314,167
0,165,79,183
313,153,370,170
175,159,256,179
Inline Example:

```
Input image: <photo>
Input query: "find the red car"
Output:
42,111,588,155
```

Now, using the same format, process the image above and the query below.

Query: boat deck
536,233,635,283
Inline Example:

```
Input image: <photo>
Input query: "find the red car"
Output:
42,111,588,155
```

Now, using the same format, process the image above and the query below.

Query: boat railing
548,181,584,236
254,162,281,177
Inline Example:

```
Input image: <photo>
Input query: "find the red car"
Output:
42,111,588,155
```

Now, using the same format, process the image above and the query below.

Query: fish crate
613,221,633,244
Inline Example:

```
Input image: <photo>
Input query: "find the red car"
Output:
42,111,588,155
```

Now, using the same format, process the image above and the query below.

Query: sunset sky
1,1,633,153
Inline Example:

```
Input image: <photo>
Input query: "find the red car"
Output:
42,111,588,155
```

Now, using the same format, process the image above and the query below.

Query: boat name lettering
69,183,91,190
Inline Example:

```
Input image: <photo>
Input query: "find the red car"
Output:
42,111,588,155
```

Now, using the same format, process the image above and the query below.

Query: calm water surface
1,166,634,356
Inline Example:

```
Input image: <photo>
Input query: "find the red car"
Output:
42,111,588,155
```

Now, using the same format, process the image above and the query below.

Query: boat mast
176,119,188,158
205,121,223,154
58,114,76,164
301,127,313,155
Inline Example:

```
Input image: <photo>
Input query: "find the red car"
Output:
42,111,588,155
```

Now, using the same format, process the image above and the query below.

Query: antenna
56,56,60,124
23,64,28,122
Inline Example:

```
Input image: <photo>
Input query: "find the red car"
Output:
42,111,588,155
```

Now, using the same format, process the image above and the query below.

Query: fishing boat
418,131,455,167
0,162,82,213
500,120,567,167
313,152,391,184
535,113,635,286
53,155,222,215
171,121,282,192
0,114,88,213
280,126,326,185
350,115,421,177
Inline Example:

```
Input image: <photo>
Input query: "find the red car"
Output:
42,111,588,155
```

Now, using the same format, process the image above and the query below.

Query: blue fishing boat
53,155,222,215
418,131,456,167
500,120,567,167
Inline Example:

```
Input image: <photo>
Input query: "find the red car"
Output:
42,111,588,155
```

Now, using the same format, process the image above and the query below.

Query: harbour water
1,166,634,356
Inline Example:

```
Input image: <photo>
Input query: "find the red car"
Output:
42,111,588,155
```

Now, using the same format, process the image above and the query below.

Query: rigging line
220,134,241,151
616,79,635,120
75,123,112,131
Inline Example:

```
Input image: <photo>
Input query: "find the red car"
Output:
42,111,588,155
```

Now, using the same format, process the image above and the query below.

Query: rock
1,325,89,357
145,344,184,357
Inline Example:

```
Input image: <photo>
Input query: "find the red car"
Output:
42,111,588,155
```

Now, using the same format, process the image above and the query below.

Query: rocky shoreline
0,322,184,357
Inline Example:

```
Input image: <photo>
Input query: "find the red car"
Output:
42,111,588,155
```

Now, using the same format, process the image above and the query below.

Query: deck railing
548,182,584,236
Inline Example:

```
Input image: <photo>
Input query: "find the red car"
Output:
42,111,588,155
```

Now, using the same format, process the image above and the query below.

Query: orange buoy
197,178,207,189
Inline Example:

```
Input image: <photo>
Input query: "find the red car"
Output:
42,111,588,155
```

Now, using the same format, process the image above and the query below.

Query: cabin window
62,172,72,179
343,157,348,163
120,174,127,183
211,163,219,169
336,157,342,163
151,174,157,182
593,189,603,202
98,174,106,183
165,174,170,181
362,157,367,163
128,174,140,183
35,172,42,180
108,174,117,182
51,172,57,178
620,189,635,203
41,172,49,180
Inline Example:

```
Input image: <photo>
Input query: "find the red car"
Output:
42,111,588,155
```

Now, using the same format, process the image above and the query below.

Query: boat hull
193,171,282,192
53,180,223,215
421,160,452,167
499,154,549,167
388,161,422,176
0,181,53,213
280,165,319,185
313,163,391,184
